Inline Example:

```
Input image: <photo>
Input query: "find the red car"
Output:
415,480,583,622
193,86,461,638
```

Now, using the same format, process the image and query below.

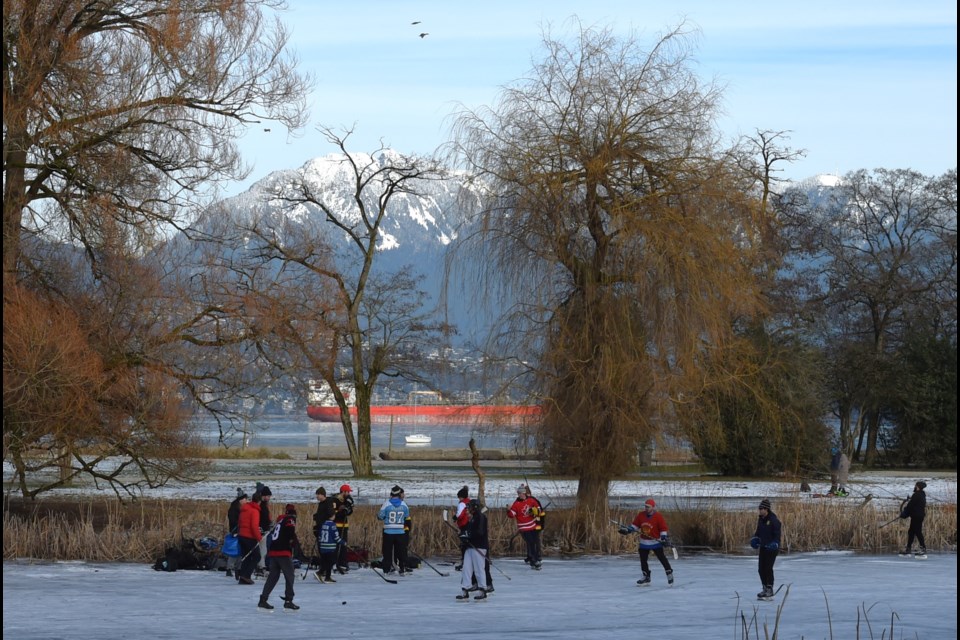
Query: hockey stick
878,515,901,529
300,539,320,581
408,550,450,577
442,510,511,580
340,542,396,584
611,519,679,560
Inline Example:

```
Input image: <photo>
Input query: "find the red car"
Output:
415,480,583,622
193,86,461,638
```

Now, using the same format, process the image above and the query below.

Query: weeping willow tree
450,23,769,527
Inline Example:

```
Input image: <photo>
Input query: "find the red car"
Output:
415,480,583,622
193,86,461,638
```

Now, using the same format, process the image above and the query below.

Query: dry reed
4,497,956,563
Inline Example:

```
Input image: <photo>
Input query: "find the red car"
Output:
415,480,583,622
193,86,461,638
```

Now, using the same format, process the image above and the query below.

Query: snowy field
3,551,956,639
8,453,955,511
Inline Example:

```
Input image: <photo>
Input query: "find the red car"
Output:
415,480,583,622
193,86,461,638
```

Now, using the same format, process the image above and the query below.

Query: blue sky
227,0,957,195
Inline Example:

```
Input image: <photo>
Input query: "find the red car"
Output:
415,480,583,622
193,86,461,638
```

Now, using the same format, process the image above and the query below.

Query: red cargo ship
307,385,540,425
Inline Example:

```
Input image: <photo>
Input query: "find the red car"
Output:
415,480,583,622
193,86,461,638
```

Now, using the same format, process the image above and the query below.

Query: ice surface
3,552,956,639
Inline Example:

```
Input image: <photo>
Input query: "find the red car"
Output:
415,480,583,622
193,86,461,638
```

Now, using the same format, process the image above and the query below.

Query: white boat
404,434,432,445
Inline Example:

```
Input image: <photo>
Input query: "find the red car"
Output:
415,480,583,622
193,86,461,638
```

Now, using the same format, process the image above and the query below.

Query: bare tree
3,0,311,278
3,266,209,499
245,129,450,476
450,24,765,523
2,1,310,496
792,168,957,465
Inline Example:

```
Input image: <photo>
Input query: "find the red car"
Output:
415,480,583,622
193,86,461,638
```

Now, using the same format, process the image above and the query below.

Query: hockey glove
660,532,669,544
764,541,779,551
750,536,760,549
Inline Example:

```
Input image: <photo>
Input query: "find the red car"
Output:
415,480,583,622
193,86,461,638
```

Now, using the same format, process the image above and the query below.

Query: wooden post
469,438,485,504
388,415,394,453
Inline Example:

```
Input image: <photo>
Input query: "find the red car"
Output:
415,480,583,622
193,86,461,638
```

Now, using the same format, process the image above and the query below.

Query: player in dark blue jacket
750,498,782,599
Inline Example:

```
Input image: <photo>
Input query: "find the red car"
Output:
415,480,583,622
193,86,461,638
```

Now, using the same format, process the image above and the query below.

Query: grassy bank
3,497,955,562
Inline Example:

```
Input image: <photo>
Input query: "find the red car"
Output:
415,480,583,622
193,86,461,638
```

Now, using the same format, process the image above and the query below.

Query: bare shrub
4,499,955,562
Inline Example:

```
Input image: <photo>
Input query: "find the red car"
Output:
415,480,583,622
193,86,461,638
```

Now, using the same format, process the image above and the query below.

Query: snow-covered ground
9,455,955,511
3,552,956,639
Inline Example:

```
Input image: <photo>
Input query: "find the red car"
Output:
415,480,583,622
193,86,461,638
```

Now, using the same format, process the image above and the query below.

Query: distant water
194,415,536,452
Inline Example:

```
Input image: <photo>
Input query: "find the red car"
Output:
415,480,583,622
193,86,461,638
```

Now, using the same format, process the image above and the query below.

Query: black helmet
468,499,481,511
916,481,927,490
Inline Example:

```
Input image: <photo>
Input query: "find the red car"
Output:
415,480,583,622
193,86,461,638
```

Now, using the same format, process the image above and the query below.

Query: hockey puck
341,601,347,605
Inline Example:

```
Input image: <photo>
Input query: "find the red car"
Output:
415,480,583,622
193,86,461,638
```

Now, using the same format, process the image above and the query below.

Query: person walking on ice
258,503,301,611
751,498,782,600
507,484,543,570
619,498,674,586
456,499,490,601
899,481,927,557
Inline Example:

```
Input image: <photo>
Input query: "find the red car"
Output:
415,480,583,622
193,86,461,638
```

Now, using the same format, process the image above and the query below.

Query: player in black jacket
258,504,301,611
899,481,927,556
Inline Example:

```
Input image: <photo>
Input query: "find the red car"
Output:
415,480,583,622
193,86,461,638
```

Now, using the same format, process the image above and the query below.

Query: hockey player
258,503,301,611
317,508,341,582
618,498,674,586
378,485,410,575
751,498,782,600
899,481,927,557
455,486,493,592
331,484,354,573
456,499,489,601
507,484,543,569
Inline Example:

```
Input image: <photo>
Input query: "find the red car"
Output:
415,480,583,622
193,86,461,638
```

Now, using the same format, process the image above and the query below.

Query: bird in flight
419,32,428,38
411,21,421,25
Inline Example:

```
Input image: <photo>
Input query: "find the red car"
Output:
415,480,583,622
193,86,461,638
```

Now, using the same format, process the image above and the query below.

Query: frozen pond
3,552,956,639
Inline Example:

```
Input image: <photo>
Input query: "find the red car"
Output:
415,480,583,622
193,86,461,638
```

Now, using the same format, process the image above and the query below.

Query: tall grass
3,497,956,562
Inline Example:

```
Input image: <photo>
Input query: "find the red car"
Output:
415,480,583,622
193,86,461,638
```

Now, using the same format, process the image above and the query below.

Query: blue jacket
754,510,782,547
319,519,341,553
378,498,410,535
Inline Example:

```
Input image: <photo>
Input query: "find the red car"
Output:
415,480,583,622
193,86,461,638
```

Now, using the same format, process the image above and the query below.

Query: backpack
153,546,184,572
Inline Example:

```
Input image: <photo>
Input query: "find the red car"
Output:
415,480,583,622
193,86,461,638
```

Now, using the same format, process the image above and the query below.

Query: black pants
521,530,542,563
260,556,295,602
320,552,337,579
906,517,926,551
238,537,260,580
336,526,349,569
381,534,408,573
758,548,778,588
639,546,672,576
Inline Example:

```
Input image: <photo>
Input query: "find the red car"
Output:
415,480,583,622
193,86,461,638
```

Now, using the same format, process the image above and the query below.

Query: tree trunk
469,438,486,504
3,145,27,278
864,409,881,467
575,475,610,509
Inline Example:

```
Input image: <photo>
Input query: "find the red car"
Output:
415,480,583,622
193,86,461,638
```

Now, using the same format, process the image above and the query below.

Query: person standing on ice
899,480,927,557
316,506,341,582
618,498,674,586
456,499,489,600
331,484,354,573
751,498,782,599
508,484,543,569
258,503,301,611
255,483,273,573
455,486,471,547
378,485,410,574
236,491,263,585
455,486,493,592
225,489,248,577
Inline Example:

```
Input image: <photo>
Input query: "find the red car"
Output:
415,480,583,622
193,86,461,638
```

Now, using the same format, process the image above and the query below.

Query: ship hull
307,404,540,425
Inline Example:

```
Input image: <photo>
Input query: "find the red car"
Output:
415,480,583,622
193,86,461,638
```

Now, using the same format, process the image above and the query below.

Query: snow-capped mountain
195,150,482,340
